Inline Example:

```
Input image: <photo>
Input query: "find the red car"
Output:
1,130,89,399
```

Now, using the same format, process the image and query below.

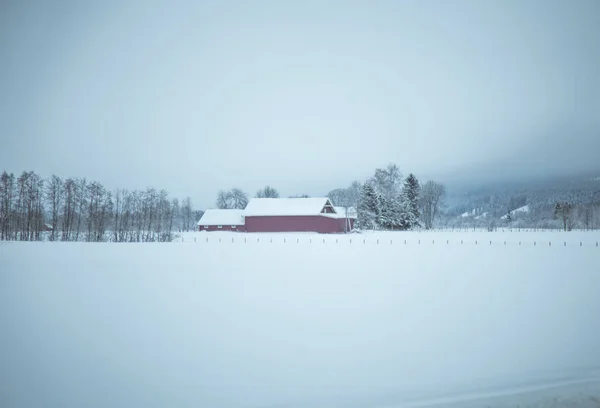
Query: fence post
232,237,234,243
490,240,491,245
580,242,582,246
219,238,221,243
206,237,208,243
549,241,551,246
377,239,379,244
405,240,407,244
194,237,196,243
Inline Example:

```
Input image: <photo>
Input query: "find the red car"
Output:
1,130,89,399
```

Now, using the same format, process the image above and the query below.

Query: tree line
328,164,445,231
0,170,201,242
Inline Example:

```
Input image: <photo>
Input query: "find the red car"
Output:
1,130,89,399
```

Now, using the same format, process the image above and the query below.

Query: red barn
197,209,246,232
244,197,355,233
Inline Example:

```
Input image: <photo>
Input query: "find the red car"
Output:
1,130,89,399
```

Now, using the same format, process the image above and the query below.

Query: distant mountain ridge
442,170,600,229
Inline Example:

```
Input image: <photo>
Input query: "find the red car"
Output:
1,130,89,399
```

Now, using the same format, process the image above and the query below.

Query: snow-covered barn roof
244,197,336,217
197,209,245,226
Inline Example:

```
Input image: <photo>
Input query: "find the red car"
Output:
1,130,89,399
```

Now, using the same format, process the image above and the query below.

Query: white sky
1,0,599,208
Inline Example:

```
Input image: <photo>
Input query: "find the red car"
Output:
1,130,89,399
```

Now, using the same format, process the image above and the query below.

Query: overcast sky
1,0,599,208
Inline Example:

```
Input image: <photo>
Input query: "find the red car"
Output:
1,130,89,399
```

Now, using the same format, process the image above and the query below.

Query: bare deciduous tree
0,171,16,241
230,188,248,209
554,202,574,231
216,188,248,209
182,196,193,231
420,181,445,230
171,198,180,232
216,190,231,209
46,175,63,241
15,171,44,241
113,189,124,242
256,186,280,198
62,178,76,241
75,178,87,242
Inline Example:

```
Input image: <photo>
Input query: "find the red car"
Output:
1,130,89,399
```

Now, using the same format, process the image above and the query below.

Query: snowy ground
1,231,599,407
178,229,600,248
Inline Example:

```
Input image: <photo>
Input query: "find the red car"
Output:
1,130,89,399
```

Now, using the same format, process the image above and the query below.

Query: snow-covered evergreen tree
401,173,420,228
377,194,403,229
397,200,417,230
357,182,380,230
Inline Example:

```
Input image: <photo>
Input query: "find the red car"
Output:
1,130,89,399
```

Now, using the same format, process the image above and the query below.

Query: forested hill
442,171,600,229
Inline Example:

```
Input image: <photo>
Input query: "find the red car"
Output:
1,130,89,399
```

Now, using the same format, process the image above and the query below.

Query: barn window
232,225,237,229
217,225,223,229
204,226,209,228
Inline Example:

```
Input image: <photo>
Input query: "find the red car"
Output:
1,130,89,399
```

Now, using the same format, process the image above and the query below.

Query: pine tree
377,195,391,229
401,173,420,229
379,194,403,230
357,182,380,230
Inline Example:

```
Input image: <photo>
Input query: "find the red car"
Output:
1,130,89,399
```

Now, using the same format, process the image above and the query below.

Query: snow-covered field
178,229,600,248
1,231,599,408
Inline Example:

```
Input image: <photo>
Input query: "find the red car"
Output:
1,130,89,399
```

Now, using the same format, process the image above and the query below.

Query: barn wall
245,216,349,233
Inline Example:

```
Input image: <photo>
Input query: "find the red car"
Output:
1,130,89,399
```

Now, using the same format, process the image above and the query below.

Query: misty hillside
443,171,600,229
